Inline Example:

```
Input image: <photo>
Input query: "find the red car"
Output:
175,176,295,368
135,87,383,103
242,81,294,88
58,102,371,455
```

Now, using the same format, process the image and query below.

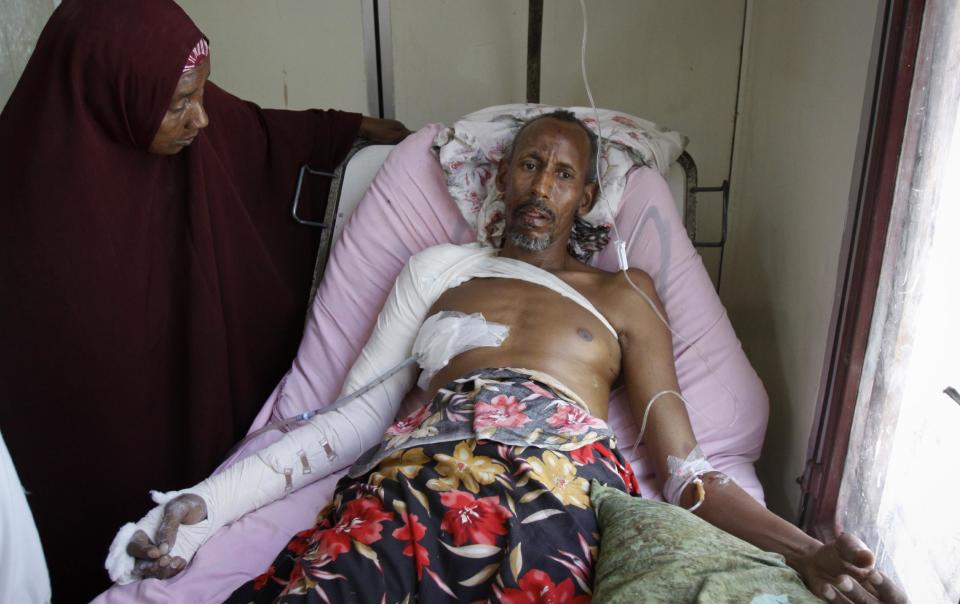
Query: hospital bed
95,116,767,604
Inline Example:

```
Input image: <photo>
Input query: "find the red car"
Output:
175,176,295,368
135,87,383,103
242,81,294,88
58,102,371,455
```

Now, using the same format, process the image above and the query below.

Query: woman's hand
794,533,908,603
359,116,412,144
125,493,207,580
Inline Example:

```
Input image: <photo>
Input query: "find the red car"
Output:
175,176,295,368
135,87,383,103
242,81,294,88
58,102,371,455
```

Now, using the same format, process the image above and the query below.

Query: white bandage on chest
413,311,509,389
106,243,618,583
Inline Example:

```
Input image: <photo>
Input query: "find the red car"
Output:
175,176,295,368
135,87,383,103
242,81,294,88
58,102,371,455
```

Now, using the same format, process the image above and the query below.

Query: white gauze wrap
662,445,716,507
413,311,509,390
106,243,615,583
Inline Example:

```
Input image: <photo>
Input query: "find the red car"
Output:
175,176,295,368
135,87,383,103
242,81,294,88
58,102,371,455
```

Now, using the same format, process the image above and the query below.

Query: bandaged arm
107,255,435,584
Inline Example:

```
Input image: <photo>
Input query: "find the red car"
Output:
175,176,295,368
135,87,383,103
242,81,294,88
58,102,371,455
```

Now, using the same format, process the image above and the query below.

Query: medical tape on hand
105,490,212,584
663,445,715,512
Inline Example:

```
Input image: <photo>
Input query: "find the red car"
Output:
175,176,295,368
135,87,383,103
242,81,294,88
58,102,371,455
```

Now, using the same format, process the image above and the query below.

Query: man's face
148,59,211,155
497,118,596,252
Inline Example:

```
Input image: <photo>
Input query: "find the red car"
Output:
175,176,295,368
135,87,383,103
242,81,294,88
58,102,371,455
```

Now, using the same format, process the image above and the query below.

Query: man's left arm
614,268,906,603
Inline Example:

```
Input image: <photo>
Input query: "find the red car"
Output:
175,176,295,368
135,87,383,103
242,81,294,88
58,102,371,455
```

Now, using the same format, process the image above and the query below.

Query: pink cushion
95,124,767,603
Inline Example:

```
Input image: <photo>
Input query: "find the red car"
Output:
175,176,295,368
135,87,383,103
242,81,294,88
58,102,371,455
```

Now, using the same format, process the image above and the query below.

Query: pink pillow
95,124,767,603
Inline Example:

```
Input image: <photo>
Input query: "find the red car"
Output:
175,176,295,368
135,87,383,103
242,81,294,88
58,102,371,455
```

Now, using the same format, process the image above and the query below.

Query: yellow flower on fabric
524,450,590,508
369,447,430,486
429,440,505,493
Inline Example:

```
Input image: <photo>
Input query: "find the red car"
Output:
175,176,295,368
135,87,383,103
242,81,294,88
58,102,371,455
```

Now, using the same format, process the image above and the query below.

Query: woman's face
149,60,211,154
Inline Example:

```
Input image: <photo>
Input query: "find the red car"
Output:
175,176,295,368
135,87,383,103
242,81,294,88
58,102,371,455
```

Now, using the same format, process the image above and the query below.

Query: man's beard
506,200,555,251
508,230,553,251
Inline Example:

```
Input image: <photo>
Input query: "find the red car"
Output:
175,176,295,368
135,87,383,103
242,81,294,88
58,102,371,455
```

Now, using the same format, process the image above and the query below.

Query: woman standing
0,0,407,599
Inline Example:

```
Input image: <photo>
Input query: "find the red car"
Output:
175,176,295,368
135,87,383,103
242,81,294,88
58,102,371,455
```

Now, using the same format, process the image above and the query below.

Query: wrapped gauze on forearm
105,253,437,583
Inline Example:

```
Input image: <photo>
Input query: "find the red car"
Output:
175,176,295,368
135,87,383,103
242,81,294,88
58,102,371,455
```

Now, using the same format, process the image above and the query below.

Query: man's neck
498,241,572,271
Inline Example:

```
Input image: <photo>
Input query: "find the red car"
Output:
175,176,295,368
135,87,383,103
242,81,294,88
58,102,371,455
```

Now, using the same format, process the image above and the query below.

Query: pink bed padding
95,125,768,603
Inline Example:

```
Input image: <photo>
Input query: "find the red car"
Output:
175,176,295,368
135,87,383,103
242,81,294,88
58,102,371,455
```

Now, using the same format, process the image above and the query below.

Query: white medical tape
662,445,716,508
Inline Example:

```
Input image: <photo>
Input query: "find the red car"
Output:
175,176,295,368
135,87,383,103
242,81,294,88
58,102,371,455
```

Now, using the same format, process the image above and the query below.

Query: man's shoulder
581,265,655,297
581,267,661,333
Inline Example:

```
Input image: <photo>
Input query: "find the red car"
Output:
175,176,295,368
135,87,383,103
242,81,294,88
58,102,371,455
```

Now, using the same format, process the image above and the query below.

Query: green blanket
591,481,822,603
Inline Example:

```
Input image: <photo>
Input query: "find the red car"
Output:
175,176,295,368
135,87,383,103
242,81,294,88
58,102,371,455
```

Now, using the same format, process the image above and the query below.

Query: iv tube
578,0,740,427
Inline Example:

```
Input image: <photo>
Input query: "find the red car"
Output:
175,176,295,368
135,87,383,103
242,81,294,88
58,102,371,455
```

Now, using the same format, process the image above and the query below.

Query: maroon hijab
0,0,361,598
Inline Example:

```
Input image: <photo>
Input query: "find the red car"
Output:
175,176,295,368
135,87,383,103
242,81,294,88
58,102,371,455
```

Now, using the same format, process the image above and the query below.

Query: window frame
799,0,927,542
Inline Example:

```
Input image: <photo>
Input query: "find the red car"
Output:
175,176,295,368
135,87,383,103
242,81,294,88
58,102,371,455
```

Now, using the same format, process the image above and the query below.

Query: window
838,1,960,596
804,1,960,601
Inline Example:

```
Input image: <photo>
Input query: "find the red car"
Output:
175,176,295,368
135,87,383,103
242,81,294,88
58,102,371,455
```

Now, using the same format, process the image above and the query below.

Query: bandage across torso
107,243,621,584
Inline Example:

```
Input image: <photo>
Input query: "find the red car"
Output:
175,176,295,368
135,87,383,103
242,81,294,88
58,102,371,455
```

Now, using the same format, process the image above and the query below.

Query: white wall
0,0,57,109
721,0,881,519
390,1,528,127
176,0,369,113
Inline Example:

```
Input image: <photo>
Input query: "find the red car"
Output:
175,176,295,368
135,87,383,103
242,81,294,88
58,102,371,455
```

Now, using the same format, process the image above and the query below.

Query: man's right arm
111,250,444,582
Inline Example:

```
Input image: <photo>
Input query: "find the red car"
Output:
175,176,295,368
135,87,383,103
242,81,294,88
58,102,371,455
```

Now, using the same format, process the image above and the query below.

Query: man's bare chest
429,277,620,356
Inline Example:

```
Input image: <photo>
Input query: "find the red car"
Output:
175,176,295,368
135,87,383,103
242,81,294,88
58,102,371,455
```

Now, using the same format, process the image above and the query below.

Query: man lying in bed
116,111,906,603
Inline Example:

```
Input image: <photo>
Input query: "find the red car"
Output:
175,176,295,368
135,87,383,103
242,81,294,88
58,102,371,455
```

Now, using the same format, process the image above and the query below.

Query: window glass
837,3,960,601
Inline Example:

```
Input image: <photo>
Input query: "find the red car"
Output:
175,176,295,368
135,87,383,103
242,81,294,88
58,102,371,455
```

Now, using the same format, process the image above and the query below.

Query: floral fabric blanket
225,371,640,603
350,367,618,477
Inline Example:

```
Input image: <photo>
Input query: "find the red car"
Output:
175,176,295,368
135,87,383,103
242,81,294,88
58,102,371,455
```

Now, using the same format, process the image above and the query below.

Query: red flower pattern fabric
569,443,599,465
439,490,512,545
474,394,530,430
226,371,639,603
318,496,393,561
393,511,430,579
546,402,608,435
352,369,616,478
500,569,592,604
387,404,432,436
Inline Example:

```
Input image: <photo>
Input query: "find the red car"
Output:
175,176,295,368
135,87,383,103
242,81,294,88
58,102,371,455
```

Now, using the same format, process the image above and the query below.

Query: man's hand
794,533,908,603
125,493,207,580
359,116,412,144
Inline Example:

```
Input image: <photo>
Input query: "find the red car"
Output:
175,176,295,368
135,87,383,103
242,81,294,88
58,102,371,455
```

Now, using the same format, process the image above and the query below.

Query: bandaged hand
106,491,211,584
125,494,206,580
794,533,908,603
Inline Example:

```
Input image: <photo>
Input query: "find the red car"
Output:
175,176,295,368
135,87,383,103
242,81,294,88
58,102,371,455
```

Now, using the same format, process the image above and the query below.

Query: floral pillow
590,482,820,603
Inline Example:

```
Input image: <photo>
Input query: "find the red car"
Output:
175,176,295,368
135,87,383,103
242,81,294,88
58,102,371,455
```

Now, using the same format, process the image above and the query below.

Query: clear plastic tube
578,0,740,428
227,355,420,456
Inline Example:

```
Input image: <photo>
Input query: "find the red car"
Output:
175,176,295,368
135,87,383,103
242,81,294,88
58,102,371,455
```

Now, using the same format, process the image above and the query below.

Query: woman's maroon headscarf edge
0,0,362,599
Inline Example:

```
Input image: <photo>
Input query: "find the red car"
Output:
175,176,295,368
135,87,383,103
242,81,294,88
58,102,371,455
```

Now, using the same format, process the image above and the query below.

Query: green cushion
590,481,821,603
